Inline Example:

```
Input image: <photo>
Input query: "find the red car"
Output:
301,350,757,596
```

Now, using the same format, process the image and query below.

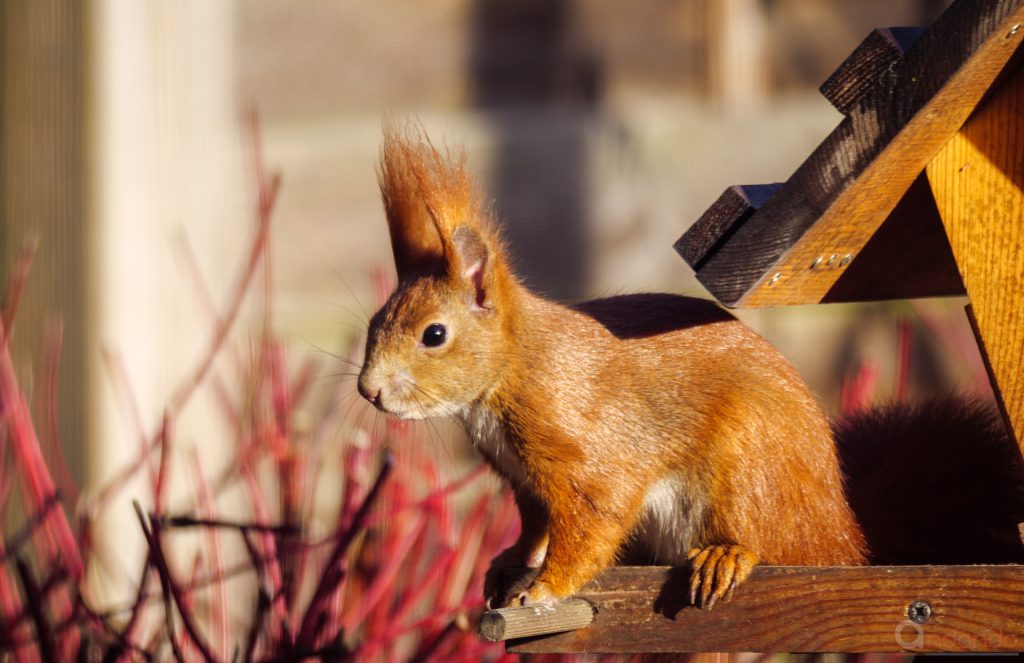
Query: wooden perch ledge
481,565,1024,653
479,598,595,642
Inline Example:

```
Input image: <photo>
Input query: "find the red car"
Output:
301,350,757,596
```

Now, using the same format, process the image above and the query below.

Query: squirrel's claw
485,568,532,609
686,544,758,609
518,579,558,607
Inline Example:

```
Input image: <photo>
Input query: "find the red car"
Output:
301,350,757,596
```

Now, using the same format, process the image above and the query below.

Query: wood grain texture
821,173,964,302
690,0,1024,307
966,304,1018,449
675,184,781,270
927,62,1024,448
479,598,594,641
506,565,1024,654
820,27,925,115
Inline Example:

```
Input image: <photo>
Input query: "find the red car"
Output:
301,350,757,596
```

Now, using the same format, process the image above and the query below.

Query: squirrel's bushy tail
835,396,1024,565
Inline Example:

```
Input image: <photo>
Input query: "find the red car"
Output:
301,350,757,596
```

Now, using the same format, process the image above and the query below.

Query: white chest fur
634,475,703,565
457,404,528,487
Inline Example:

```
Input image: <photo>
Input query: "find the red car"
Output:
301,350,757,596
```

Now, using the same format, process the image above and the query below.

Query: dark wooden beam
685,0,1024,308
820,27,925,115
674,183,780,270
506,565,1024,654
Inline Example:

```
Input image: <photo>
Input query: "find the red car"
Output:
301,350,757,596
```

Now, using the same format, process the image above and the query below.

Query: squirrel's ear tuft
379,125,445,280
378,121,475,282
451,225,490,310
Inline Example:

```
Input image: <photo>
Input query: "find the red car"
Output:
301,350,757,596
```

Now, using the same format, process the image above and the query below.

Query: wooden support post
927,62,1024,449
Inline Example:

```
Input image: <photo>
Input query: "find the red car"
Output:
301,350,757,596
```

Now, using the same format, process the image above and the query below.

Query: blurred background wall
3,0,992,593
238,0,978,406
231,0,970,403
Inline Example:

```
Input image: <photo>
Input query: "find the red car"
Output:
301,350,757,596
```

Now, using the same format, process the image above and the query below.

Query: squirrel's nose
357,375,384,407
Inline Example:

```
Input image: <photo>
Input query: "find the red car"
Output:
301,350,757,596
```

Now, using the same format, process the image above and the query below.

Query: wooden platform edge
504,564,1024,654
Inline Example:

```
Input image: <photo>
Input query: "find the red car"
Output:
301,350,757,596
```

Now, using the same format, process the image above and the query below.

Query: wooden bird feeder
481,0,1024,653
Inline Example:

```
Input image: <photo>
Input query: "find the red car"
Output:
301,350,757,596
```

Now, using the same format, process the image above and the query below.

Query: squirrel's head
357,124,512,419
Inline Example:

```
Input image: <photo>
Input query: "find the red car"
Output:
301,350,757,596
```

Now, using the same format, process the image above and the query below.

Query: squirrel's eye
421,323,447,348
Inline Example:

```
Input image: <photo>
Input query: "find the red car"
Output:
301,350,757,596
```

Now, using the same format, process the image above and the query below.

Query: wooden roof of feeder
677,0,1024,451
481,0,1024,654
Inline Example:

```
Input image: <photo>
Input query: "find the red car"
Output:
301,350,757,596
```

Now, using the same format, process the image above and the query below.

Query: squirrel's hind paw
686,544,758,609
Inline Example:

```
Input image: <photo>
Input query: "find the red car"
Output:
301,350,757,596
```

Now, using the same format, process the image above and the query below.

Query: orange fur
360,125,871,606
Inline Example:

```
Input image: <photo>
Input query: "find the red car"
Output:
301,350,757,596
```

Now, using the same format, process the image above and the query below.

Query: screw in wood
809,256,823,270
839,254,853,267
1008,23,1021,38
907,601,932,624
826,254,838,268
769,272,782,285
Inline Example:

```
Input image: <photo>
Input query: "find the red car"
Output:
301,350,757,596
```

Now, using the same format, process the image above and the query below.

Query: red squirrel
357,125,1024,609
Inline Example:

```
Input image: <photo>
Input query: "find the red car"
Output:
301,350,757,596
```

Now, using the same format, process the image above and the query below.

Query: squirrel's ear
383,200,445,281
450,225,490,310
378,130,447,281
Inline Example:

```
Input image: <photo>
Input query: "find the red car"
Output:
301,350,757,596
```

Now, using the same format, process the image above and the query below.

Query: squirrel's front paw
485,542,549,608
485,567,533,609
687,544,758,609
485,548,531,609
515,579,559,607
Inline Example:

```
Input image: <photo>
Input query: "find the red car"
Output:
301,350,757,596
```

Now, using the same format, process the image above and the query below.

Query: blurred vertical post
0,0,87,482
88,0,245,605
707,0,769,110
469,0,603,302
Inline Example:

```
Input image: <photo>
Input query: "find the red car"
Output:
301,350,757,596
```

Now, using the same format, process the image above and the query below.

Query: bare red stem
188,450,229,661
132,502,220,663
296,454,392,650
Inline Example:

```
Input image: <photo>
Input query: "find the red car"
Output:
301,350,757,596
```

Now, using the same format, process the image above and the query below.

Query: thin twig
86,115,281,520
132,502,220,663
167,116,280,416
114,551,153,662
91,557,260,623
1,234,39,336
135,505,185,663
0,493,61,565
15,557,57,663
36,319,79,505
239,458,292,645
296,454,392,649
90,348,158,512
188,449,229,662
241,581,270,663
0,536,32,659
158,515,299,536
155,412,174,514
0,318,83,578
